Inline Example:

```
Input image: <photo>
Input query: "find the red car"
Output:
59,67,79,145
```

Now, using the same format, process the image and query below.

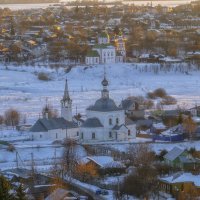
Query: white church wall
126,124,137,139
31,128,79,141
80,127,105,142
86,110,125,129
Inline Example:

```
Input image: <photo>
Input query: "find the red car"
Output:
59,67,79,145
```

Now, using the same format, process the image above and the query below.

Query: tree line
0,0,59,4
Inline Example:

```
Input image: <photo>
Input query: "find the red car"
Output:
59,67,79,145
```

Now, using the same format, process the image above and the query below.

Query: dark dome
101,78,108,86
87,98,123,112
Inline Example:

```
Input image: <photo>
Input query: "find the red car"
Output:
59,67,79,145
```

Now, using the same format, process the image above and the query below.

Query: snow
1,63,200,124
0,129,29,141
64,176,114,200
1,63,200,172
108,140,200,155
80,156,125,168
82,156,114,167
0,138,87,171
99,175,125,185
153,122,167,129
160,173,200,186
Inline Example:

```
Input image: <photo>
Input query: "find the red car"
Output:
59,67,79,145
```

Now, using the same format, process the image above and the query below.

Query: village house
159,172,200,200
120,97,145,120
164,147,200,170
80,156,126,175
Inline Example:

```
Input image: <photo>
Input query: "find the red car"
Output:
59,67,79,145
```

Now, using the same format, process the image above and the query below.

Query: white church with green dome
85,31,125,65
80,74,136,143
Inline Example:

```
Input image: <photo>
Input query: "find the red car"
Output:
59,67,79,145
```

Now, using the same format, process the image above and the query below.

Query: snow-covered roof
80,156,125,169
153,122,167,129
164,146,185,161
81,117,103,128
30,117,78,132
160,173,200,187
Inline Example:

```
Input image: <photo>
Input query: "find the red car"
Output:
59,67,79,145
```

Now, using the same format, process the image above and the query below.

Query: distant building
120,98,145,120
85,31,125,65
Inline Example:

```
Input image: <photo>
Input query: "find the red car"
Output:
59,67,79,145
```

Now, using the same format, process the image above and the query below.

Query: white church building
29,80,79,141
85,31,126,65
80,74,136,143
30,75,136,143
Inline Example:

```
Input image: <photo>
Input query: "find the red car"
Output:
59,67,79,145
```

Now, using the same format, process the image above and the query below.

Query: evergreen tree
0,175,13,200
10,17,15,36
16,184,27,200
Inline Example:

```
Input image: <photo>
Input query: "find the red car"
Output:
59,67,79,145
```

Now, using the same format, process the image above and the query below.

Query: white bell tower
61,79,72,121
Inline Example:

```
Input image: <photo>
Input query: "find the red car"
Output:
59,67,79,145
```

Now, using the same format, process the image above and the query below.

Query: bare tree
42,104,58,118
127,143,155,167
183,116,197,140
121,144,158,199
4,108,20,128
62,139,78,178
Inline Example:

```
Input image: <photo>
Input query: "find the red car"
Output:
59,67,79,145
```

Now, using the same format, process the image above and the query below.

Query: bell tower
61,79,72,121
101,67,109,99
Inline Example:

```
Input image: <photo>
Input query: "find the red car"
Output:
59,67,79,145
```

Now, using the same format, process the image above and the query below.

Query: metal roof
30,117,78,132
81,117,103,128
87,97,123,112
164,147,185,161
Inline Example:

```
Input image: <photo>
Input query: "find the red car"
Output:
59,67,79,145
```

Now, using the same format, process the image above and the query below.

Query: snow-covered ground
109,140,200,154
1,62,200,172
1,63,200,123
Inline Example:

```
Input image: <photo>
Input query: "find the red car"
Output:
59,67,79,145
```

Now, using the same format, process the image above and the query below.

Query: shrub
143,99,154,109
7,144,15,152
153,88,167,98
161,95,177,105
147,92,156,99
0,115,4,125
37,72,51,81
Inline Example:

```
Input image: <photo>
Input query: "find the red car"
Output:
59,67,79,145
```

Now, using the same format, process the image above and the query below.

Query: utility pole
16,152,19,168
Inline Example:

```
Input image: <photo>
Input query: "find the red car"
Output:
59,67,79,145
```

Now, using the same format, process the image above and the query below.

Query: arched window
109,118,112,125
109,132,112,138
116,118,119,124
128,130,131,136
92,132,95,139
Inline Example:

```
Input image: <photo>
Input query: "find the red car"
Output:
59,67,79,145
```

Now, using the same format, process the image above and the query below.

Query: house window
92,132,95,139
81,132,83,139
77,131,79,136
56,133,58,139
128,130,131,136
109,132,112,138
109,118,112,125
40,134,42,138
116,118,119,124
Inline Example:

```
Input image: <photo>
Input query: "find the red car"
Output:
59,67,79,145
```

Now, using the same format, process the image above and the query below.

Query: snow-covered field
1,63,200,123
1,62,200,171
